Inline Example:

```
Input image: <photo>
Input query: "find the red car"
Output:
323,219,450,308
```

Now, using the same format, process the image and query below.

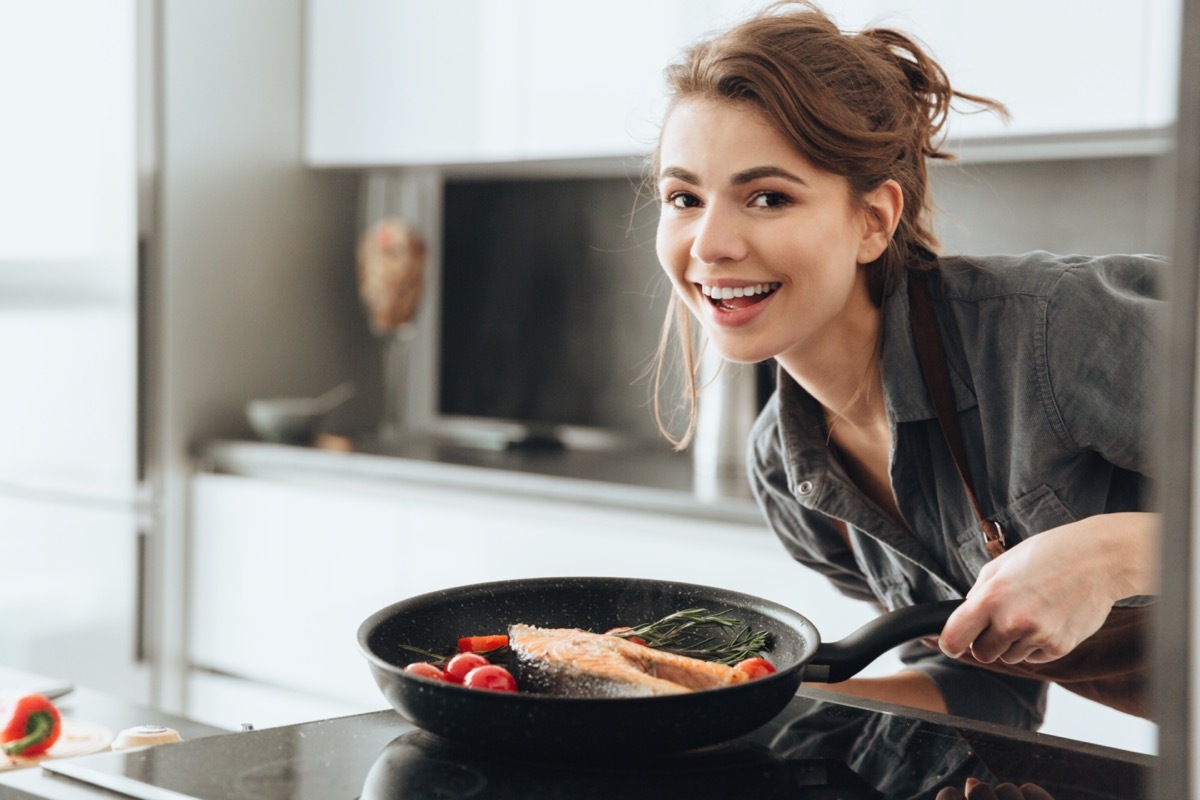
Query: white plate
0,720,113,770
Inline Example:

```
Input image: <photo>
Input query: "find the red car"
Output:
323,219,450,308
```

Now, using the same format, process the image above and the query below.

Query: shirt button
797,480,814,495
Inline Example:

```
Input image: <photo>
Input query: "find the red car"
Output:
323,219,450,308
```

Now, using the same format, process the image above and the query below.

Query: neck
776,277,885,431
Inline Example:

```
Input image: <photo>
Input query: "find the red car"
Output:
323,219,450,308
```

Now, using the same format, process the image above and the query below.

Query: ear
857,179,904,265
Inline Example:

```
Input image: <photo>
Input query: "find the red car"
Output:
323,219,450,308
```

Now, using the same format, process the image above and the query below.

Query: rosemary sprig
397,643,509,667
396,644,454,667
610,607,772,665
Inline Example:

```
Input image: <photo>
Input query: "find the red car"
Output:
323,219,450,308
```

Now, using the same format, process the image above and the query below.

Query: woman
652,0,1160,731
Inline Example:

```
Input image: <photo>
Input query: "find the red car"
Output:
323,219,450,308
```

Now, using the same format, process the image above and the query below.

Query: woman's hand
939,512,1158,664
936,777,1055,800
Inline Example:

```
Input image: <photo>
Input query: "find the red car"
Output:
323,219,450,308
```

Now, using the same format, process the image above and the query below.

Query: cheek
655,219,686,280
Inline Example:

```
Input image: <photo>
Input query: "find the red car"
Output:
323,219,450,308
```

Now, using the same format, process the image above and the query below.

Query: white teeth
699,282,779,299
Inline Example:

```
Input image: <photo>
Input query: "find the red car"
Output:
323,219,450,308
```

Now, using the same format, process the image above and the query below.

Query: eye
751,191,791,209
664,191,701,209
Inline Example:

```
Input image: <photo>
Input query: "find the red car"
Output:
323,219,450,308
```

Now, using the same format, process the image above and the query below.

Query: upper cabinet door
516,1,687,160
819,0,1182,140
305,0,696,165
305,0,522,165
305,0,1182,167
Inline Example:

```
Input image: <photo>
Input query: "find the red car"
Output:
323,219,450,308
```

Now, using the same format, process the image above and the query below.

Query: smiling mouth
699,282,781,312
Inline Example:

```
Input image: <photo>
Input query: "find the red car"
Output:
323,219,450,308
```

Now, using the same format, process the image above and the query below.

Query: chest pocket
954,484,1077,575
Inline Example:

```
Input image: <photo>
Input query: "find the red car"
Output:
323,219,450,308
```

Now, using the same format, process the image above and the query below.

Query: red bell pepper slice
2,693,62,757
457,635,508,654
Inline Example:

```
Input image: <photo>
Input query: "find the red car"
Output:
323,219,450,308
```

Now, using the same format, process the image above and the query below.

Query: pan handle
803,599,963,683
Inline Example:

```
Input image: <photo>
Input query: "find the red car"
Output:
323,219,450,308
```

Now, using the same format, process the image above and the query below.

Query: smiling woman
648,0,1161,738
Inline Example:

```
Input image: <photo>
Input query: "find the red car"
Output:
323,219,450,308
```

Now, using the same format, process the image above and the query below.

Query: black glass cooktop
43,691,1151,800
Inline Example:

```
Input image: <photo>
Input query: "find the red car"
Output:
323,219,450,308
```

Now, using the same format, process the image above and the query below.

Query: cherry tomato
404,662,447,681
734,657,777,680
457,635,509,653
462,664,517,692
605,626,648,647
444,652,490,684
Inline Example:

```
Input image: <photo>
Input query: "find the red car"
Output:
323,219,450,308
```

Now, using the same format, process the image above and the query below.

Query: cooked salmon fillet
508,624,750,698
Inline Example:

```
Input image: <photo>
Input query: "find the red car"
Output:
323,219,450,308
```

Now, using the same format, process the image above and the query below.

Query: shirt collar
880,267,939,424
885,267,980,423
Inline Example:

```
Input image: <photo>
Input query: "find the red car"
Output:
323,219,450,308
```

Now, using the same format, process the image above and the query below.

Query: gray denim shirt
748,251,1163,729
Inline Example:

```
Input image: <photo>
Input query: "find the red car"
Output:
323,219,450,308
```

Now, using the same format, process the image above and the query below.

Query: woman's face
655,98,885,367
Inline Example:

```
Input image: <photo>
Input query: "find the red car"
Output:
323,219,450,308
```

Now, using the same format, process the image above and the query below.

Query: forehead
657,97,808,176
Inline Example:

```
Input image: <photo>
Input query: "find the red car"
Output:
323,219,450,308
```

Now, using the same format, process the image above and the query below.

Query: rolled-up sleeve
1043,255,1163,476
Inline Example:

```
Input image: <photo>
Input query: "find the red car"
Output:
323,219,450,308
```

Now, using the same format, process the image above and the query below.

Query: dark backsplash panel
439,175,670,441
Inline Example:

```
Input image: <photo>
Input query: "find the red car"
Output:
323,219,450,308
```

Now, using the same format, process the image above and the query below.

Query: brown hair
651,0,1006,448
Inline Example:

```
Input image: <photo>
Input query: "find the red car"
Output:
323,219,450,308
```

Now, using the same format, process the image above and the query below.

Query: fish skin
508,624,750,698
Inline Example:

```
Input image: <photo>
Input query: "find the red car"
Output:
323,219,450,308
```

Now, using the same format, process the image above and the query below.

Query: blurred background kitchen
0,0,1183,758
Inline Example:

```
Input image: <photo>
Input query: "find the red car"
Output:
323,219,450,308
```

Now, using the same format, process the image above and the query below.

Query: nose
690,203,747,265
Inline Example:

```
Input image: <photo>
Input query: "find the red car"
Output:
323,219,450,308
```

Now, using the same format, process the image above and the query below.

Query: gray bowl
245,398,328,444
245,383,356,444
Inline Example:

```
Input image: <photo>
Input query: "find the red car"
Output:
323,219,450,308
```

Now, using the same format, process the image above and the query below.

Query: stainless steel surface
693,355,759,500
1154,0,1200,795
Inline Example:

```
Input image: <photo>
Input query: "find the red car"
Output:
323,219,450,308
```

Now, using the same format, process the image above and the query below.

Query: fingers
940,590,1075,665
997,641,1041,665
935,788,966,800
939,601,992,659
938,778,1057,800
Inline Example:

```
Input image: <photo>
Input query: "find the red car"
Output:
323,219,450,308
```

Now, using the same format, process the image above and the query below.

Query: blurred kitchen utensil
358,218,425,336
357,218,425,440
694,350,758,499
245,382,356,444
0,668,73,702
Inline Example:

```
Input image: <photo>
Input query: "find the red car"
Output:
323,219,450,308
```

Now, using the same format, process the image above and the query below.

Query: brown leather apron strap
905,269,1149,720
907,272,1007,559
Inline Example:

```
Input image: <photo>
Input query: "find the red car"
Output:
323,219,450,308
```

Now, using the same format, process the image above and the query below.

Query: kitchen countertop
0,668,229,800
0,684,1156,799
197,431,765,525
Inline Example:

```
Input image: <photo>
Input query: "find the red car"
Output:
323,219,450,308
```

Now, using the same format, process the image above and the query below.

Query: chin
706,341,770,365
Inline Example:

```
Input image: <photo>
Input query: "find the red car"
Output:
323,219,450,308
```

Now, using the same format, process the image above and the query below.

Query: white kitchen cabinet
305,0,1179,166
817,0,1181,140
187,474,404,715
304,0,693,165
0,492,144,701
510,2,689,160
304,2,518,165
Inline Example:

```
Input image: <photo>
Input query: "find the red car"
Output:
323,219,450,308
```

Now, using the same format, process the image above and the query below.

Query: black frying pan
358,576,960,758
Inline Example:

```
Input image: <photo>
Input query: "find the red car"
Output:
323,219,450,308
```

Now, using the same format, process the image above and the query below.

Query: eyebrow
731,166,810,187
658,165,810,187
